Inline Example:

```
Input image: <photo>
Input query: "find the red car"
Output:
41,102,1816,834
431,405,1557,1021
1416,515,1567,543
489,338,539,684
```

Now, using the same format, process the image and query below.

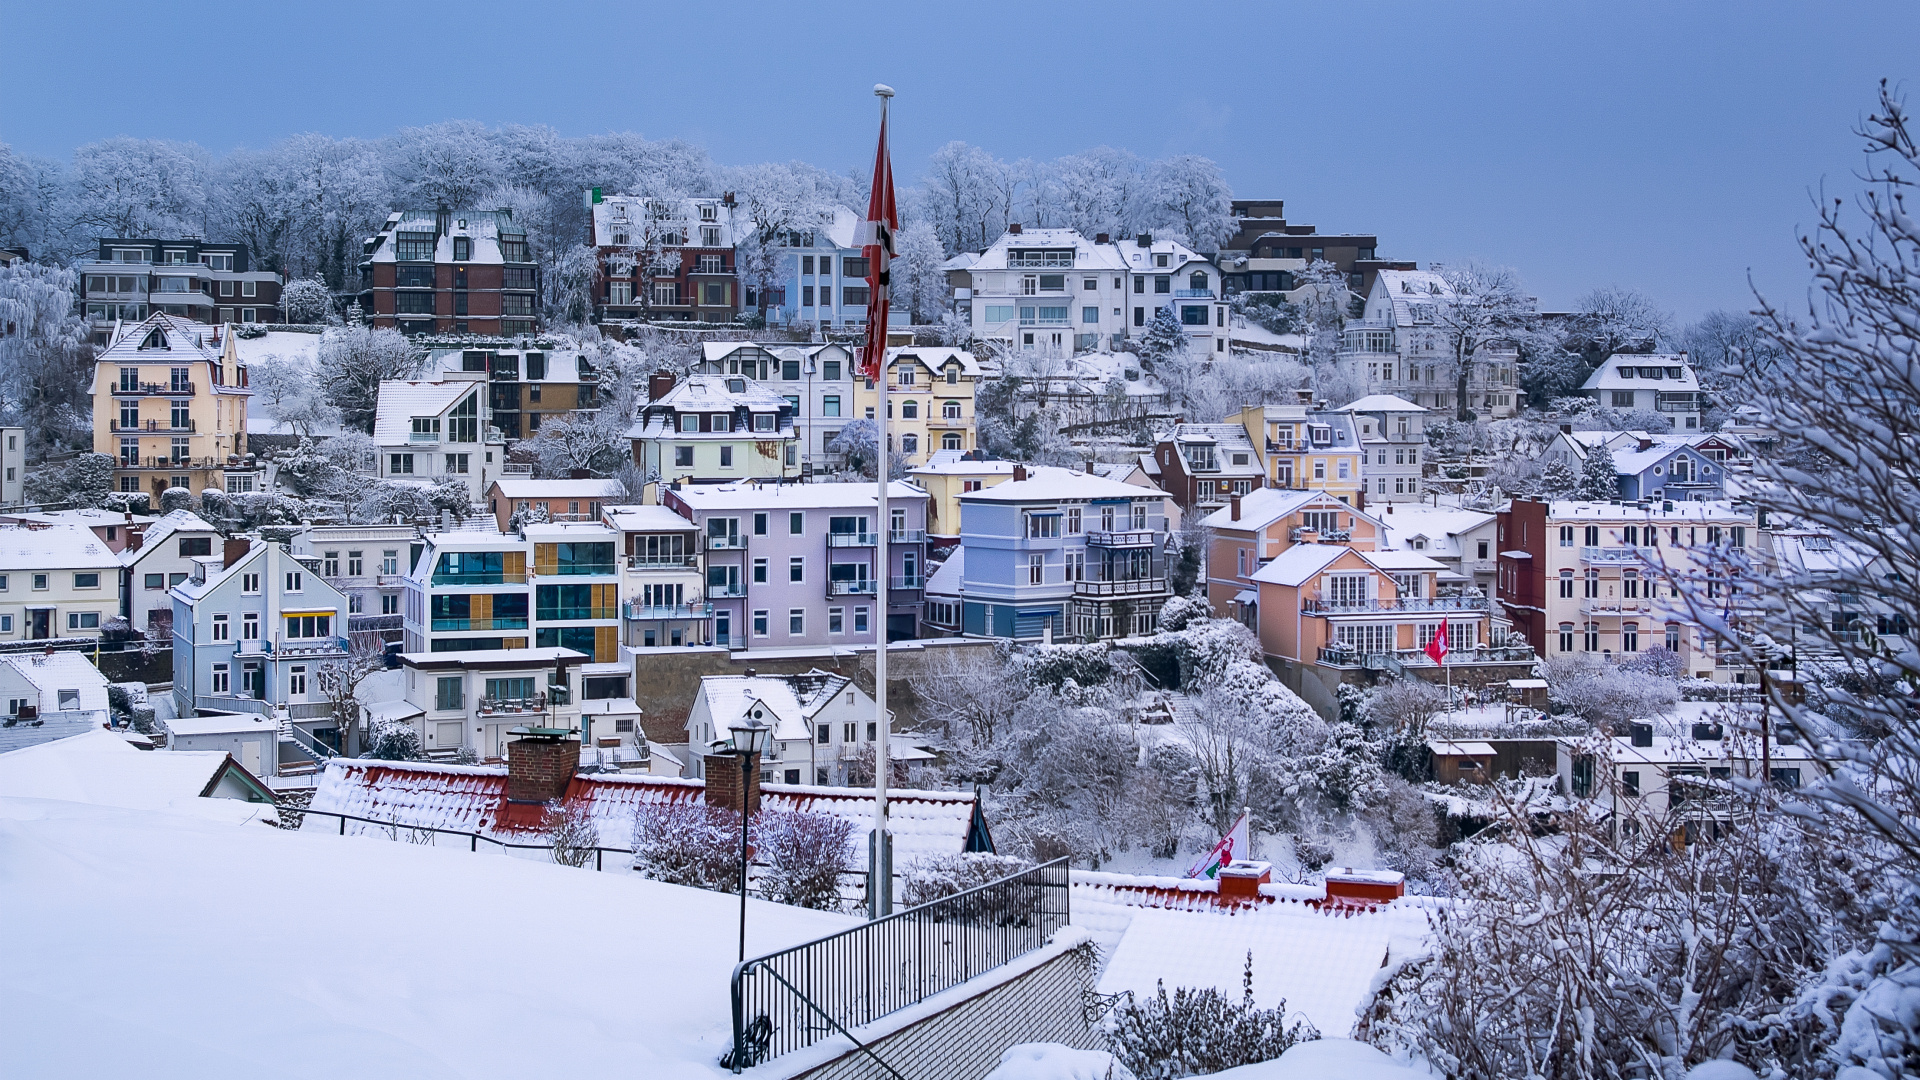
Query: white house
694,342,859,471
1335,394,1430,503
683,669,929,787
0,650,112,732
371,379,503,502
395,646,600,762
120,509,222,633
1340,269,1524,419
1579,352,1705,431
0,525,124,641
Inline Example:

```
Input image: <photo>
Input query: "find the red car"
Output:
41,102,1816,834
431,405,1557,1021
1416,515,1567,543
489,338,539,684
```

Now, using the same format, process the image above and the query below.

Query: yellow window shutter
503,551,527,579
595,625,616,663
532,544,557,576
471,593,491,623
503,637,527,650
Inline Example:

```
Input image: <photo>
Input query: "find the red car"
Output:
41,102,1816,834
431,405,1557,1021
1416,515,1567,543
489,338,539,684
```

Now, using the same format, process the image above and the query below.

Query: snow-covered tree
249,353,339,438
1542,654,1677,732
63,137,210,256
631,801,739,892
542,801,599,869
385,121,504,210
922,141,1014,253
22,451,114,508
1426,263,1538,422
1576,440,1618,500
1144,155,1236,252
541,243,599,330
317,325,424,433
892,219,950,324
1108,953,1318,1079
1540,455,1579,498
1036,146,1147,239
279,278,332,324
0,262,93,456
1134,305,1187,371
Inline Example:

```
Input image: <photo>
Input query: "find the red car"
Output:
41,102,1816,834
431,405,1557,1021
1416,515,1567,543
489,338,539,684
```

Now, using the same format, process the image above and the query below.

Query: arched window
1559,569,1575,598
1558,622,1575,652
901,400,918,419
1189,271,1207,291
942,432,962,450
901,434,919,454
942,400,961,419
1621,622,1639,652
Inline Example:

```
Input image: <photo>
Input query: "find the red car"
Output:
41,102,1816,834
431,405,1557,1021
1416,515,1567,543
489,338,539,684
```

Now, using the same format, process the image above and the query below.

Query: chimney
1323,867,1405,906
1217,861,1271,904
1012,465,1027,482
1136,233,1153,248
1095,233,1110,245
1386,504,1393,515
1638,437,1653,452
648,370,676,402
1630,722,1654,747
1008,223,1022,235
223,537,251,570
722,191,736,206
505,730,581,804
703,751,762,815
1229,493,1241,521
1559,422,1573,435
435,202,452,237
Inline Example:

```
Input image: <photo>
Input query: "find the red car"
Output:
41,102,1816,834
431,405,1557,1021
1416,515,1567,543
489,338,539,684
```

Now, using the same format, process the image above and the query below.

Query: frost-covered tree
1135,305,1187,371
279,278,332,324
1037,146,1147,240
1576,440,1618,500
23,451,114,508
542,801,599,869
631,801,739,892
315,641,388,756
1540,455,1579,499
317,325,424,433
892,219,950,324
0,263,94,456
1144,155,1236,252
922,141,1013,253
1426,263,1538,422
249,353,338,438
1542,654,1677,732
63,137,210,256
529,406,630,478
541,243,599,330
385,121,504,210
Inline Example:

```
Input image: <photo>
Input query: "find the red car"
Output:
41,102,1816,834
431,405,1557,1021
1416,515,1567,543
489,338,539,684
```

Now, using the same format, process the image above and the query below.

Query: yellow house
907,455,1020,540
91,314,254,501
1232,400,1365,506
851,346,981,469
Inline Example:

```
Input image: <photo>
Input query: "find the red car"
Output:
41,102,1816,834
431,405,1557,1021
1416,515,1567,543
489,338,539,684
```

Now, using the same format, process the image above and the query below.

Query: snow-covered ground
981,1038,1433,1080
0,796,856,1079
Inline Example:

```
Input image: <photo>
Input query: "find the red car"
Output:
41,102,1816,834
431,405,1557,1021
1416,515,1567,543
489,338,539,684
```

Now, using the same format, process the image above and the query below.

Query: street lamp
728,714,772,962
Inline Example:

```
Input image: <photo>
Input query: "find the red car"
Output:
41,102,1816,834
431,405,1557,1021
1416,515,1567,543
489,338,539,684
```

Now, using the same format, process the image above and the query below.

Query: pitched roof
371,380,480,444
0,730,273,824
958,470,1150,504
124,509,218,565
93,313,222,366
695,669,853,744
0,652,112,713
926,547,964,595
487,477,625,501
1580,352,1700,393
1335,394,1427,413
668,480,923,512
1198,487,1342,531
308,760,985,860
1250,544,1352,587
0,525,121,571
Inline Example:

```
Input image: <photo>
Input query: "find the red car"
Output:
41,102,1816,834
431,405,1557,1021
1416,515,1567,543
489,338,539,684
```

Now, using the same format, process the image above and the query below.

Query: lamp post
729,715,771,963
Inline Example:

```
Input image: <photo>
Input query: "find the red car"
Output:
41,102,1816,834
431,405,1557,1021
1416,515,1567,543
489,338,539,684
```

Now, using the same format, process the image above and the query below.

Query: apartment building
588,191,745,324
1336,394,1430,503
1214,199,1412,300
909,453,1021,542
663,481,929,649
371,380,505,501
426,344,601,443
392,646,633,762
850,346,983,468
76,237,282,344
695,342,858,471
1200,487,1386,624
360,207,540,336
169,539,352,722
288,524,419,645
953,468,1170,642
1497,497,1759,680
1579,352,1706,431
89,314,258,499
602,504,710,650
486,478,624,530
0,525,124,641
965,227,1131,356
400,522,622,663
1231,400,1366,505
761,208,871,331
628,374,799,485
1151,423,1265,515
1340,269,1523,419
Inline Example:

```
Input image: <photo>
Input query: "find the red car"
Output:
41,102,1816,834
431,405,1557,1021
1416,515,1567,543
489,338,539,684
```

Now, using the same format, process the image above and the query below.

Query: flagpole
869,83,895,920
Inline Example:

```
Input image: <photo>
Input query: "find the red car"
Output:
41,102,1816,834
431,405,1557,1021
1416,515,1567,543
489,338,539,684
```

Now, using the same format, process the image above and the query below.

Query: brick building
359,207,540,336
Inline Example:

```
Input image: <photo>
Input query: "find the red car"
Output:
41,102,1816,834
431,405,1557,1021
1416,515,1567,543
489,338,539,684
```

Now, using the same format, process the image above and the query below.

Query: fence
726,858,1070,1072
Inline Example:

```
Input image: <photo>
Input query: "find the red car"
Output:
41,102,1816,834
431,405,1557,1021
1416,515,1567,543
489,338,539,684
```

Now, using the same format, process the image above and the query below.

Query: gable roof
0,730,274,822
124,509,218,566
694,669,854,744
1198,487,1360,532
926,547,964,595
1335,394,1427,413
1580,352,1700,393
371,380,480,444
308,760,986,860
1250,544,1354,587
0,652,111,713
93,313,223,367
0,525,121,571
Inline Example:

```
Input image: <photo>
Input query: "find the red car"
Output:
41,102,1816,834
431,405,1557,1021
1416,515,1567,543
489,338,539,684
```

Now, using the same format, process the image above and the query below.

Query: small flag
1425,617,1450,665
857,97,898,384
1186,811,1250,879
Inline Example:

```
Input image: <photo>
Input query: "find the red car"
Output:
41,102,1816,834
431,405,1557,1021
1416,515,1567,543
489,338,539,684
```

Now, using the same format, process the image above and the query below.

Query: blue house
955,467,1172,642
1611,439,1727,501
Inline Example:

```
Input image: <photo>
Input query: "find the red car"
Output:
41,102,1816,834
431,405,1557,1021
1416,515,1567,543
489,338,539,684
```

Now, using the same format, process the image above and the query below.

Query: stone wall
782,939,1100,1080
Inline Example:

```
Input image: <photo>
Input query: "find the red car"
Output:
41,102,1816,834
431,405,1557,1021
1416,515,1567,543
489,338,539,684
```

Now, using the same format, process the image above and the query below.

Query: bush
752,810,856,910
1106,953,1319,1079
365,717,423,760
631,800,740,892
900,852,1034,908
543,800,599,868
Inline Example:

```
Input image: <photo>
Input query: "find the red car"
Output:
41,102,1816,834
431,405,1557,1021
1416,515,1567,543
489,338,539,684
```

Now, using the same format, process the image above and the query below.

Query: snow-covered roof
968,228,1131,272
487,477,625,501
959,471,1152,504
1545,499,1751,522
92,313,224,367
0,525,121,571
1580,352,1700,393
628,375,794,438
161,711,278,737
1582,732,1815,767
0,652,111,712
926,548,964,595
124,509,219,565
1362,549,1448,572
1378,506,1496,556
3,795,854,1077
398,647,589,669
601,504,699,532
695,669,852,745
1335,394,1427,414
1370,269,1454,328
371,380,480,445
0,508,154,530
1428,740,1498,757
909,454,1018,478
0,730,269,822
1198,487,1347,532
668,480,924,512
1609,441,1708,475
1249,544,1352,587
369,208,522,265
307,760,986,860
887,346,982,377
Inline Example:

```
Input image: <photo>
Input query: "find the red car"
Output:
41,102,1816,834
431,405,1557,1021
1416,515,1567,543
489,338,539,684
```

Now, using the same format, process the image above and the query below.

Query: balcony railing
120,456,223,470
626,554,699,569
109,419,196,433
707,583,746,599
1580,599,1656,616
1085,529,1157,547
114,382,196,396
890,575,924,590
534,606,618,622
826,532,879,548
1290,527,1352,543
430,617,529,631
477,695,550,716
828,579,878,595
623,601,714,620
408,431,440,444
274,635,350,657
1074,577,1167,597
1579,546,1653,565
888,529,926,544
1302,595,1491,614
1173,288,1215,299
1317,644,1536,669
706,534,748,550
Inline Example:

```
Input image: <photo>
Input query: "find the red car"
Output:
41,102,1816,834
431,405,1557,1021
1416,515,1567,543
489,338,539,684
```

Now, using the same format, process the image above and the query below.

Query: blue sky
4,0,1915,322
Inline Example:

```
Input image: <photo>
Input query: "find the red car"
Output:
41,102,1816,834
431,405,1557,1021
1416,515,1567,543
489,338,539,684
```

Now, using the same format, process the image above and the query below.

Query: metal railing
1579,546,1653,565
826,532,879,548
1302,595,1489,614
430,617,529,631
708,583,746,599
727,858,1070,1071
624,601,715,620
890,575,923,590
627,554,699,569
1085,529,1157,547
1173,288,1215,299
708,535,749,550
109,419,196,433
888,529,926,544
828,579,878,595
1074,577,1166,597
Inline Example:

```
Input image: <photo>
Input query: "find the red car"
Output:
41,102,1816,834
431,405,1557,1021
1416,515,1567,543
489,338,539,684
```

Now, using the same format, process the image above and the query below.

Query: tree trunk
1455,356,1473,422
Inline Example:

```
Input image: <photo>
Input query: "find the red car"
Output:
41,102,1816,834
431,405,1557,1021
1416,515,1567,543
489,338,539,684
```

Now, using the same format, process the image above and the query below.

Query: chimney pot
1230,493,1241,521
1323,867,1405,906
1012,464,1027,482
1008,223,1022,235
648,370,676,402
1136,233,1152,247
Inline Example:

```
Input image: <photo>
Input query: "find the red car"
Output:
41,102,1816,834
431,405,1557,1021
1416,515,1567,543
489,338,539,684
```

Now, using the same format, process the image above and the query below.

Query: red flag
857,94,898,384
1425,618,1450,665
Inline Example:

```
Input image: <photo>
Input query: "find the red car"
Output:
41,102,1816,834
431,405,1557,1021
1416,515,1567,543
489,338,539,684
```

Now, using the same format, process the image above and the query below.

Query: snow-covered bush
542,800,598,868
1544,654,1677,731
900,853,1034,909
1107,953,1319,1079
631,801,739,892
364,716,423,760
1155,594,1210,633
280,278,333,324
751,810,856,910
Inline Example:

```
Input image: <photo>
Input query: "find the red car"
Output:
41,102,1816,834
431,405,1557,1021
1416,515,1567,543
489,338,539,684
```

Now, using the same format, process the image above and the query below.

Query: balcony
535,606,617,622
826,532,879,548
707,583,745,600
1580,599,1656,616
1018,316,1072,327
1289,527,1352,544
624,601,714,620
113,382,197,397
408,431,440,444
1074,577,1167,597
120,456,222,471
274,635,350,658
109,419,196,433
888,529,927,544
477,696,551,717
1655,393,1702,413
1173,288,1215,299
429,617,529,631
1579,546,1653,565
1085,529,1157,548
1317,644,1536,669
925,416,969,429
706,534,748,550
828,579,878,596
626,553,699,570
1302,595,1491,615
890,575,924,590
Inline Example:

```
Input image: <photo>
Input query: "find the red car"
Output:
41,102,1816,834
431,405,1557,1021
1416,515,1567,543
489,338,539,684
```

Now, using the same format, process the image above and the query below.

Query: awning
1233,590,1257,606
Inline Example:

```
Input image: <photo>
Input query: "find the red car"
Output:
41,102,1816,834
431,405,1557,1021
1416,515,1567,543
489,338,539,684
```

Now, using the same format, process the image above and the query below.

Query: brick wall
702,750,760,814
505,736,580,803
783,941,1099,1080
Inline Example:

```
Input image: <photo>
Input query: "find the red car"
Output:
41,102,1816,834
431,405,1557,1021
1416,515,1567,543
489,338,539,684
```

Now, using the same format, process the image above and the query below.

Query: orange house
1250,543,1487,674
1200,487,1386,623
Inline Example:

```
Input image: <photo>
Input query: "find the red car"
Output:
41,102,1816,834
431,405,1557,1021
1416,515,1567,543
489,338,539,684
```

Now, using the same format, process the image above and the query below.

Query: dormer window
453,238,471,261
1155,254,1169,267
727,378,746,393
700,204,718,222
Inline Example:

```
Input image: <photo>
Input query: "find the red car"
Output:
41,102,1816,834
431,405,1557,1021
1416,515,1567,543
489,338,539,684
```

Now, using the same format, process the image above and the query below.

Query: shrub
631,800,740,892
900,852,1034,908
1106,953,1318,1078
752,810,856,910
543,800,599,868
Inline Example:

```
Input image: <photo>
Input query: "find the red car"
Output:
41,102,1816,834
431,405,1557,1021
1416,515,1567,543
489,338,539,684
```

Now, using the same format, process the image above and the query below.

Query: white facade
121,510,223,633
1579,352,1705,431
683,669,887,787
694,342,859,471
0,427,23,504
0,651,112,729
1341,269,1523,419
397,646,600,762
371,378,503,502
1337,394,1430,503
0,525,124,641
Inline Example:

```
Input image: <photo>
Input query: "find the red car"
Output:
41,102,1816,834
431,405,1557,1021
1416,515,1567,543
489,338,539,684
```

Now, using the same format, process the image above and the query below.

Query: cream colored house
90,314,257,500
850,347,981,469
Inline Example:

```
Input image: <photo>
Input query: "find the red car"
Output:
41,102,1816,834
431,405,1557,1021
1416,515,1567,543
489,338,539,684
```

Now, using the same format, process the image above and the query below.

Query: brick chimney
223,537,251,570
1136,233,1152,248
1095,233,1110,245
1012,465,1027,482
1323,867,1405,905
703,751,761,815
506,732,581,804
1229,493,1241,521
648,370,677,402
1008,223,1022,235
1217,861,1271,904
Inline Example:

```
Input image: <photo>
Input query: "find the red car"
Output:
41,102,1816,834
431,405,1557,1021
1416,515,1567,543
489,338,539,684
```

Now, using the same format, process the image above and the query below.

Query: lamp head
732,715,772,757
